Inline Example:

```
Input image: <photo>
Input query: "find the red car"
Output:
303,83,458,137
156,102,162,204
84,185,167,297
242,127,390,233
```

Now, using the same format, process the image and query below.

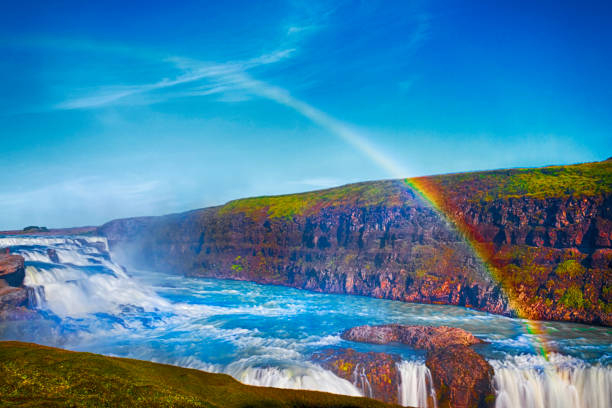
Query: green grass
560,286,587,310
424,159,612,202
554,260,586,279
217,160,611,220
218,180,408,219
0,341,396,408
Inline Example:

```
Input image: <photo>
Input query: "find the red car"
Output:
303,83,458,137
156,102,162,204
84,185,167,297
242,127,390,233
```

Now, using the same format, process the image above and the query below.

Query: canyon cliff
99,160,612,325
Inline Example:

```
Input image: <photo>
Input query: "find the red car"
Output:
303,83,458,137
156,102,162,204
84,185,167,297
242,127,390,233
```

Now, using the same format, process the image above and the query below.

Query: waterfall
224,360,363,396
491,353,612,408
397,360,437,408
1,236,169,318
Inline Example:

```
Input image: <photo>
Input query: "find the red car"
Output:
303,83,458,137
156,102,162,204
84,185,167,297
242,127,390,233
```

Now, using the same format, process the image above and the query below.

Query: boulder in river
426,344,495,408
341,324,484,350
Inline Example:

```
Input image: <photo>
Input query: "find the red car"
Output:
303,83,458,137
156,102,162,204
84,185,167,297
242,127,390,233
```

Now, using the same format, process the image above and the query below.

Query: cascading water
16,236,169,317
224,362,362,396
492,353,612,408
397,361,437,408
1,235,610,407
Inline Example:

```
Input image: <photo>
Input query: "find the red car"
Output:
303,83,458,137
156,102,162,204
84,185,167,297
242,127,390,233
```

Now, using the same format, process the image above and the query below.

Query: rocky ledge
312,348,404,405
0,251,37,321
335,324,494,408
340,324,484,350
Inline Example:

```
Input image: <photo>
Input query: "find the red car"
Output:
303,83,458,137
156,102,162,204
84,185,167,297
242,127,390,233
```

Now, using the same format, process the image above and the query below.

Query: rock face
341,324,484,350
46,248,60,263
426,345,495,408
99,160,612,326
340,325,494,408
311,348,402,405
0,252,36,321
0,254,25,287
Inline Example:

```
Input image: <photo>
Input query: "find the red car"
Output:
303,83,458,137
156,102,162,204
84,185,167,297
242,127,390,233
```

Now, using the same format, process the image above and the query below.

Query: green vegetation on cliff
0,341,393,408
219,160,611,220
424,159,612,202
219,180,409,219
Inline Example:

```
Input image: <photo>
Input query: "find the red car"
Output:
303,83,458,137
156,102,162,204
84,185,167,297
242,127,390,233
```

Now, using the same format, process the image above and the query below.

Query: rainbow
285,89,554,361
403,177,552,361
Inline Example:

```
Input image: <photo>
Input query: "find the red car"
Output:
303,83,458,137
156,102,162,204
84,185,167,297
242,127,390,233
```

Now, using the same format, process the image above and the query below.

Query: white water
492,353,612,408
1,235,611,408
225,361,363,396
397,361,437,408
14,236,169,318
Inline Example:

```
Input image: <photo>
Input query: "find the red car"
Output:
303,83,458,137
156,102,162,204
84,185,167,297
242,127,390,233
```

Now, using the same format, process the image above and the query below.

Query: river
0,236,610,408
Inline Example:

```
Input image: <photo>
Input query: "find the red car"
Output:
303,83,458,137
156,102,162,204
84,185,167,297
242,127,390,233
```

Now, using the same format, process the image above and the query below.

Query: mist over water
0,236,610,407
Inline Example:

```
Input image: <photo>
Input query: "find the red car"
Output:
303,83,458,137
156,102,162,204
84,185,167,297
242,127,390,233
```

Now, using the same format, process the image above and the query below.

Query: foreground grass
0,342,395,408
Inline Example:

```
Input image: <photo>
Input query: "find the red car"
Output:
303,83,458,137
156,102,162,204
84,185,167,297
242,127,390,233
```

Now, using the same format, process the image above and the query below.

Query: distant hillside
100,159,612,325
0,226,98,236
0,341,393,408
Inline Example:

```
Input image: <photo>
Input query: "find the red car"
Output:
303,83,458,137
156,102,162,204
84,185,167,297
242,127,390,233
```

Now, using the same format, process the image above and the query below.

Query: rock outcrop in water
341,324,484,350
99,160,612,326
340,324,494,408
312,348,403,405
0,253,25,287
426,345,494,408
0,252,36,320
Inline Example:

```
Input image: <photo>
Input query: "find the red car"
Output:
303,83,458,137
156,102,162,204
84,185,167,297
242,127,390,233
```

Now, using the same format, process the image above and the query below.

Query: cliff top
423,159,612,202
219,159,612,219
219,179,416,219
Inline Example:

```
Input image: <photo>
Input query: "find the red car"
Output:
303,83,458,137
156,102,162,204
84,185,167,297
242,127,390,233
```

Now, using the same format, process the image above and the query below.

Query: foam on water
491,353,612,408
225,359,363,396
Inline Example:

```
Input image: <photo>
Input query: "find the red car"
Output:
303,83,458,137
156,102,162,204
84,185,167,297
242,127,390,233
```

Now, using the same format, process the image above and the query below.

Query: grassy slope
218,180,411,219
219,160,612,219
421,159,612,202
0,342,394,408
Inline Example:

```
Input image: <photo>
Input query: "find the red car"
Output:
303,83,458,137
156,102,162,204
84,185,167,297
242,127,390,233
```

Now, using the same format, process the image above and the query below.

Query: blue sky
1,0,611,229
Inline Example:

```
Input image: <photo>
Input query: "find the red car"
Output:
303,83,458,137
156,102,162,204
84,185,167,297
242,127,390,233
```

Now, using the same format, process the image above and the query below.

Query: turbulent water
0,236,610,407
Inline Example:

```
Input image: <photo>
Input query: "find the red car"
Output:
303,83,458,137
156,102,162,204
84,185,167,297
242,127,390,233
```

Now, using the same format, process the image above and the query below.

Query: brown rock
0,286,37,321
0,286,28,307
0,254,35,321
312,348,402,405
426,345,495,408
0,254,25,287
341,324,484,350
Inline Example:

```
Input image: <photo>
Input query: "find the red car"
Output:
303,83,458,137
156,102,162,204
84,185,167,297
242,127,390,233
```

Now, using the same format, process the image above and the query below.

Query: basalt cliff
99,160,612,325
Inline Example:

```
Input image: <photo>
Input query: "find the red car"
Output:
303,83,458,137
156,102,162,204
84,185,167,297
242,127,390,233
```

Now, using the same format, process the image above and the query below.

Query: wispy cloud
51,1,432,179
56,46,410,177
57,48,295,109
